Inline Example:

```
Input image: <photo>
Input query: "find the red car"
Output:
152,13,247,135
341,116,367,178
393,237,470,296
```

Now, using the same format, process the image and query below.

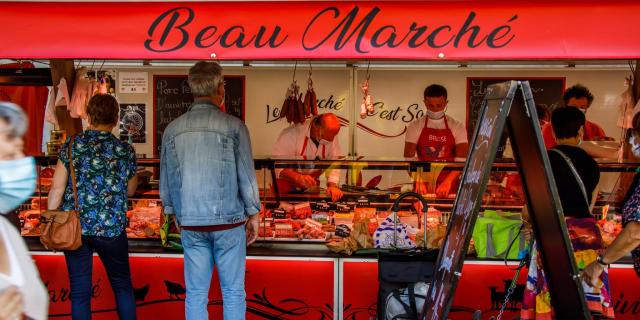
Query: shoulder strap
68,135,79,211
550,148,590,208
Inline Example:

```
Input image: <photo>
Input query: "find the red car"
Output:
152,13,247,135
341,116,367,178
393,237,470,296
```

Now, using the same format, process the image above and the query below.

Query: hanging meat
303,71,318,116
360,77,374,119
280,80,305,124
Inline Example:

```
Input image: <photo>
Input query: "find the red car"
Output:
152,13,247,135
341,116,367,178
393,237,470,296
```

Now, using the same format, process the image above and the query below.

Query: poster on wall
119,72,148,94
466,77,565,156
119,104,146,143
153,75,245,155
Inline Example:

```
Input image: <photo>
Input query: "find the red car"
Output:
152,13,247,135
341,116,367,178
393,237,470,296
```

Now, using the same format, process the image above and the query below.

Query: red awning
1,1,639,60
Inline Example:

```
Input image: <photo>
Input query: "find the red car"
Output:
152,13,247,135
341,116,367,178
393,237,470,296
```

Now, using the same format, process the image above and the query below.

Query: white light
438,52,445,59
210,53,217,59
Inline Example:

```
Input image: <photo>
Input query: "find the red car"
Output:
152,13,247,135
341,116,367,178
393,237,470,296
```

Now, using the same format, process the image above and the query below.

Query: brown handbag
40,136,82,251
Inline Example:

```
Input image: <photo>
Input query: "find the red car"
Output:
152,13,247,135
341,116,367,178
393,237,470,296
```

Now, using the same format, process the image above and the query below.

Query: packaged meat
126,201,162,238
30,197,48,210
292,202,311,219
19,209,41,236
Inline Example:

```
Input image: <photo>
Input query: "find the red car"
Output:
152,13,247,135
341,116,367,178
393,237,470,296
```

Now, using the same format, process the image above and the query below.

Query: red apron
415,116,457,192
275,136,324,193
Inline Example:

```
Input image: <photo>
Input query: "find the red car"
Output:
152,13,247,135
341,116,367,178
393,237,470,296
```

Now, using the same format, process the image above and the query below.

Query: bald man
273,113,344,201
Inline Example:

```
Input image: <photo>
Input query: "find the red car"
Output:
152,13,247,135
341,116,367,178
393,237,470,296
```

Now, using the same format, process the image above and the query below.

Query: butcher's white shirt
272,121,342,185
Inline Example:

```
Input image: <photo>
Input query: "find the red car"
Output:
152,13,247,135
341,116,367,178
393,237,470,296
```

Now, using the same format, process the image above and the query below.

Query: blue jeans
64,232,136,320
182,225,247,320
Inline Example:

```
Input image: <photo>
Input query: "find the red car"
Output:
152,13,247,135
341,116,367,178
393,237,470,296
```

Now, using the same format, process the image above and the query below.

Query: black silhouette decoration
164,280,186,300
489,286,505,310
502,279,525,309
488,279,527,311
133,284,150,302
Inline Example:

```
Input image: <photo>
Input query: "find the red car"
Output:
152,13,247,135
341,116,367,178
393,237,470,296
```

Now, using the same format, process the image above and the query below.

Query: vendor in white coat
273,113,344,201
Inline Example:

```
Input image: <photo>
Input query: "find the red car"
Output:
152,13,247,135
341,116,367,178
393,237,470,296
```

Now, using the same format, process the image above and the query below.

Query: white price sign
119,72,148,94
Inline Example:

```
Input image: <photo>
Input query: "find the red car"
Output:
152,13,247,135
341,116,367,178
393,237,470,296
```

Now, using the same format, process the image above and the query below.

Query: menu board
153,75,245,155
424,81,515,320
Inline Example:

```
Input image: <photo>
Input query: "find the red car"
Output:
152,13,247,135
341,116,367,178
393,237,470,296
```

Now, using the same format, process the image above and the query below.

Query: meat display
126,200,162,238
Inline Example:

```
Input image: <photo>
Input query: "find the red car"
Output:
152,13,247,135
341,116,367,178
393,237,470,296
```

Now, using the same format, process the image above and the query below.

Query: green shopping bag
160,213,183,251
472,210,525,259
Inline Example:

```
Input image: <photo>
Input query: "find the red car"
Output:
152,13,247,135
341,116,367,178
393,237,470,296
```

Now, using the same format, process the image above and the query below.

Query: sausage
311,90,318,116
303,90,312,117
297,93,305,124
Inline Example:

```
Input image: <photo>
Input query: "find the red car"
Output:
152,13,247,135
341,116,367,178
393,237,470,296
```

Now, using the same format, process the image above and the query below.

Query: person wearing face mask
582,111,640,285
404,84,469,197
0,102,49,320
542,84,611,149
272,113,344,202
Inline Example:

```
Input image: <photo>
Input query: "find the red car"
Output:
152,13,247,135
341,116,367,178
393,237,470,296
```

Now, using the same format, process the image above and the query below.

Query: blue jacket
160,100,260,226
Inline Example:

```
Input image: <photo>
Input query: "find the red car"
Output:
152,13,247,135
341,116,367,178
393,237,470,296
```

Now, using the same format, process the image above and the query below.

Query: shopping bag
472,210,525,259
160,213,182,251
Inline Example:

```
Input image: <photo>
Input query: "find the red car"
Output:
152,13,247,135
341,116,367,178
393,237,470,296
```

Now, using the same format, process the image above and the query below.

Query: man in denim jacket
160,61,261,320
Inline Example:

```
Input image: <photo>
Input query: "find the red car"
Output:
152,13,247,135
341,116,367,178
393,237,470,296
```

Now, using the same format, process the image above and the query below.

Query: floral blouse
59,130,136,237
622,175,640,276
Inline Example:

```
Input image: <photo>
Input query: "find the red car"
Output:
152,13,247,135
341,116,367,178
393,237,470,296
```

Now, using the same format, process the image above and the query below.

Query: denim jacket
160,100,260,226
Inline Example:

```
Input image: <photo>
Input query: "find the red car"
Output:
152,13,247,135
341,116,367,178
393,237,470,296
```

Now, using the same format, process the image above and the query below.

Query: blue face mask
0,157,36,214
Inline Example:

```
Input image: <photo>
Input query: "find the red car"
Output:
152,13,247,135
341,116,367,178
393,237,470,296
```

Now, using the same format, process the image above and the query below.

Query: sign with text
424,81,589,319
153,75,245,155
1,2,640,60
119,72,149,94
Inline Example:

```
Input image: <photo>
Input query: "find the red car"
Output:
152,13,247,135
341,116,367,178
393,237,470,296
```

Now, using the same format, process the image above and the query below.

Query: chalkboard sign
424,81,515,320
466,77,565,156
153,75,245,155
424,81,590,320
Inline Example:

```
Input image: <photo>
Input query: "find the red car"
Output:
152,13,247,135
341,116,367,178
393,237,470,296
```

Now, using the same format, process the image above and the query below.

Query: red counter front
37,254,337,319
34,254,639,319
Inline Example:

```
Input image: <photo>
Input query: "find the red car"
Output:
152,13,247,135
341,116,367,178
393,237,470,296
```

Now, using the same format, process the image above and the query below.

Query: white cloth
0,216,48,320
54,78,70,107
404,115,468,145
272,120,342,185
43,86,58,126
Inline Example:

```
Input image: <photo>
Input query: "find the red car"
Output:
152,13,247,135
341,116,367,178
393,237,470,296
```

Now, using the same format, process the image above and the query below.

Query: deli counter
11,156,640,320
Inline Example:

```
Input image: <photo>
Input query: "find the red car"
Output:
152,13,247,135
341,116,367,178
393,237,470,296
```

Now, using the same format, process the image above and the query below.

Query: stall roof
1,1,639,60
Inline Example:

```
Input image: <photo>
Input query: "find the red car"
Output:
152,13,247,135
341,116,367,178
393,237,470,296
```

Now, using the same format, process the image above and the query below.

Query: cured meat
360,77,374,119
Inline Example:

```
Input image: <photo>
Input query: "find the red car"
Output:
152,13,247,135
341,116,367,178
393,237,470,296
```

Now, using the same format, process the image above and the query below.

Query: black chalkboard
153,75,245,155
466,77,565,156
424,81,589,320
424,81,515,320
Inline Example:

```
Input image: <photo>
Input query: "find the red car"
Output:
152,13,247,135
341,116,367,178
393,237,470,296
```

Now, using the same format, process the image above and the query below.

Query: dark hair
551,106,585,139
631,112,640,136
563,84,594,107
87,94,119,126
424,84,447,99
535,104,550,122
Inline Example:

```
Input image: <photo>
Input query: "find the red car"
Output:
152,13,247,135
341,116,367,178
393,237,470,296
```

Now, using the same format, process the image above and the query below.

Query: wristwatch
596,254,609,267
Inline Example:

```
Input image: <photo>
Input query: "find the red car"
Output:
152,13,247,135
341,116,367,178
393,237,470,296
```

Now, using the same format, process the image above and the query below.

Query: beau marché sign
1,1,639,60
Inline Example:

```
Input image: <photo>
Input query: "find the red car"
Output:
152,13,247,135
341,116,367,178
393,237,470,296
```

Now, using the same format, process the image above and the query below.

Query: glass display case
15,156,639,254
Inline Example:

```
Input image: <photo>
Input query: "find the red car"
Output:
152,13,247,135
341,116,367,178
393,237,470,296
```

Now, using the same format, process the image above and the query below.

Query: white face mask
630,135,640,157
426,109,446,120
0,156,36,213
